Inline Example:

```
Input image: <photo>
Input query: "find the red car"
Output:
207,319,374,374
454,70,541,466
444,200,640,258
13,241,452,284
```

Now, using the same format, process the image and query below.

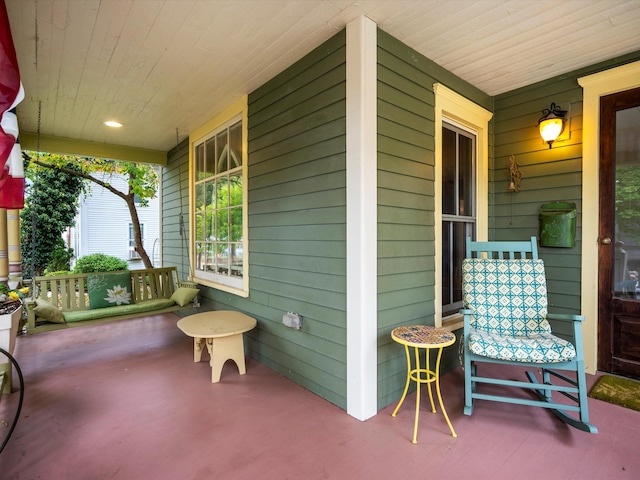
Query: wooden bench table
177,311,257,383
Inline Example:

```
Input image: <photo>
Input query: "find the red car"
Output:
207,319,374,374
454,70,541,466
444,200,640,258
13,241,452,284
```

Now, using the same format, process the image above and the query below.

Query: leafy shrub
44,270,72,277
45,247,74,274
73,253,128,274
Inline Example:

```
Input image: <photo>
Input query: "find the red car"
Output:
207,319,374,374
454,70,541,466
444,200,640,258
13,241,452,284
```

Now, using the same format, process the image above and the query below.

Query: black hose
0,347,24,454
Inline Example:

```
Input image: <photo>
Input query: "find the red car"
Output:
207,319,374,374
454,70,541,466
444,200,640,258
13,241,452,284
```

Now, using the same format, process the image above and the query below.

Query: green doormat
589,375,640,412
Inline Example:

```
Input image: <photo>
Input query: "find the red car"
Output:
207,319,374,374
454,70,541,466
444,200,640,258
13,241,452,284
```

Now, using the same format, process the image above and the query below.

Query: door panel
598,87,640,379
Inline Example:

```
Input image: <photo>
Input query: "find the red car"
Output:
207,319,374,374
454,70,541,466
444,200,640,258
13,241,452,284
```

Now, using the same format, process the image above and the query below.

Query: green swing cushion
63,298,177,323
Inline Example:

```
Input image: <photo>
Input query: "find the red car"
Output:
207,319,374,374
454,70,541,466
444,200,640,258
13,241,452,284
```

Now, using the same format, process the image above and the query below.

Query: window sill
442,313,463,332
192,276,249,298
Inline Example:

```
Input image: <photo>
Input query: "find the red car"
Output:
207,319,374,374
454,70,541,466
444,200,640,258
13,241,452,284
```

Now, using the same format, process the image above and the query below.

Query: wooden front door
598,87,640,379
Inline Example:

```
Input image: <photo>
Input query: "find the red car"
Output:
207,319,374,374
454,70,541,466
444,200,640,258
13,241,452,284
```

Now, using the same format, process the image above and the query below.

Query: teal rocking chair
460,236,597,433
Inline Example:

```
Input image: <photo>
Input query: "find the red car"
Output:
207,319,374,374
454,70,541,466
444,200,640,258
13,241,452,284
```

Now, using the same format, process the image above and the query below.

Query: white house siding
73,172,161,268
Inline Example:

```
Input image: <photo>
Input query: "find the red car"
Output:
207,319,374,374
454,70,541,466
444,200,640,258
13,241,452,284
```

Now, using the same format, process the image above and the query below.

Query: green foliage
30,152,159,207
44,247,74,275
25,151,160,268
43,270,72,277
0,284,29,301
616,165,640,243
21,159,85,277
194,175,243,263
73,253,128,274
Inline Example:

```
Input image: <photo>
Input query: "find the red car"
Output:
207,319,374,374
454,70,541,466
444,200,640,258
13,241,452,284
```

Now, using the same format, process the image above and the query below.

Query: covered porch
1,313,638,479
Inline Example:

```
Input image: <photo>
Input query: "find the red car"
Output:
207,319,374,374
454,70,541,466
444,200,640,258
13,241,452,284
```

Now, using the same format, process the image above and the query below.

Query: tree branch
29,157,127,201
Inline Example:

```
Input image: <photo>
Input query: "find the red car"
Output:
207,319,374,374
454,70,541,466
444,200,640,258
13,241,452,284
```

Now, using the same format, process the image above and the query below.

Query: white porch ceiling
6,0,640,155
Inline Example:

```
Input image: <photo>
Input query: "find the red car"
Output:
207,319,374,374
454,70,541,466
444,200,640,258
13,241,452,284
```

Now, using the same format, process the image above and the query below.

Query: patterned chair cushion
468,328,576,363
463,258,576,363
462,258,551,336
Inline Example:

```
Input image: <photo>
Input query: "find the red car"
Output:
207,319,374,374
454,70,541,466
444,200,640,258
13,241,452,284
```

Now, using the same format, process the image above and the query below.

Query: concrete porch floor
1,313,639,479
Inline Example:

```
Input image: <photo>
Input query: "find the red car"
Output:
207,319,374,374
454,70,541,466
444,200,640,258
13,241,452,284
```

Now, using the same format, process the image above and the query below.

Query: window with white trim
433,83,492,328
441,121,476,316
193,117,245,291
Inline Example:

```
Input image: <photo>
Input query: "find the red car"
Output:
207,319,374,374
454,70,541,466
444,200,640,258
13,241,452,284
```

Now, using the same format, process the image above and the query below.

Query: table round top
177,311,257,338
391,325,456,348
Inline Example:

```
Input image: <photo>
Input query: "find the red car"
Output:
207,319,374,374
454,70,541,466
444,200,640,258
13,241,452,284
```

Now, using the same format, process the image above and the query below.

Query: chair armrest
460,308,474,332
547,313,585,323
547,313,586,348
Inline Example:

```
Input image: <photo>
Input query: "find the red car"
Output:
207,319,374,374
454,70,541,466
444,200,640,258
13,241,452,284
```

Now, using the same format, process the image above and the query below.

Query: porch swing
24,115,199,334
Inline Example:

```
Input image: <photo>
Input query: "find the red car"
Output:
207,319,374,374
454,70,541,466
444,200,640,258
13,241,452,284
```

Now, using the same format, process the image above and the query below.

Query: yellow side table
391,325,457,444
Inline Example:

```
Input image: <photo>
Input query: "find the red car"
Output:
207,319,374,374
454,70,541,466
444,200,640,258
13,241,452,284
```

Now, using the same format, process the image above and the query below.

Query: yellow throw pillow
170,287,199,307
33,299,65,323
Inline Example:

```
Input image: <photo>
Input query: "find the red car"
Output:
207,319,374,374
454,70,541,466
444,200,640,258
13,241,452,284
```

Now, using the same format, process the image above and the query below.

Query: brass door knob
600,237,612,245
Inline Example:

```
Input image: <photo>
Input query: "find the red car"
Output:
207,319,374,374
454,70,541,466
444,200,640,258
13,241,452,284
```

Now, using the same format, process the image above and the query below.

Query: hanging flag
0,0,24,209
0,174,24,209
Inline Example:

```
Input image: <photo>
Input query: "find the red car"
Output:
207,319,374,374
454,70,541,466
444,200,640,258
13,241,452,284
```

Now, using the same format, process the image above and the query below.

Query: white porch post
346,16,377,421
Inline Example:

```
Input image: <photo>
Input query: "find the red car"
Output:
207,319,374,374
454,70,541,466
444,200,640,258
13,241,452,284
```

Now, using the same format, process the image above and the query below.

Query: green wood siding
159,27,640,418
376,29,492,409
163,139,191,282
169,32,348,408
493,80,583,313
246,30,347,407
161,33,347,410
492,51,640,314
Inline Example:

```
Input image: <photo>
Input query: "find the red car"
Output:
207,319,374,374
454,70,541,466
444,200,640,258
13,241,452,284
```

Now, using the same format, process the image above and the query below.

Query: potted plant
0,285,27,394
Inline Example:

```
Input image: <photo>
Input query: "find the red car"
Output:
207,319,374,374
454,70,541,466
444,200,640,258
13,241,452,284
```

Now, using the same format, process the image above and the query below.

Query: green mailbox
539,201,576,248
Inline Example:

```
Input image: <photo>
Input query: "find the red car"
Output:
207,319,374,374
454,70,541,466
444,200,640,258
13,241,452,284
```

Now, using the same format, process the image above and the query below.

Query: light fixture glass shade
537,103,567,148
539,118,564,143
104,120,123,128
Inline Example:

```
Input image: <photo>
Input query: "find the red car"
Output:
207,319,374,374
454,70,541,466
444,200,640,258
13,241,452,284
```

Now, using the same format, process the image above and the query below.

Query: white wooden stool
177,311,257,383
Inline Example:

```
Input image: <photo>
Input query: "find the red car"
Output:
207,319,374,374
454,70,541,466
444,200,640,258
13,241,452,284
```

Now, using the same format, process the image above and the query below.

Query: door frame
578,60,640,374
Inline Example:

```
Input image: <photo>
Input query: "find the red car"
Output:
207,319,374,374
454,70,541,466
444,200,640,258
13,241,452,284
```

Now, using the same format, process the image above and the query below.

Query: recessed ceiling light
104,120,123,128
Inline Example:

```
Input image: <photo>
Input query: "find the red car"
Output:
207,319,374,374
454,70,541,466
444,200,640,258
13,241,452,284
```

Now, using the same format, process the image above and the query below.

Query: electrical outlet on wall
283,312,302,330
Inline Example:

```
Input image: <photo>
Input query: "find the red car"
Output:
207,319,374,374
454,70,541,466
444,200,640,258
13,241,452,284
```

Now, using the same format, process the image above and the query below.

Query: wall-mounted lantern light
538,103,567,149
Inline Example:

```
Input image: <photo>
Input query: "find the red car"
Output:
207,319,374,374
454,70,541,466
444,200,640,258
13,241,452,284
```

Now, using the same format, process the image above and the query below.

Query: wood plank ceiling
6,0,640,155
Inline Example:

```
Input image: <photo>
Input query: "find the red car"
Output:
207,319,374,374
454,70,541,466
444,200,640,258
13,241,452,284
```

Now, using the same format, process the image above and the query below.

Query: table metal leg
391,344,413,418
434,346,457,438
392,344,457,443
412,346,423,444
425,347,436,413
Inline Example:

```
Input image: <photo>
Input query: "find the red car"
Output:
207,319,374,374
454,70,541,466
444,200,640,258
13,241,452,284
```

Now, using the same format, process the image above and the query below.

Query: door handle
600,237,612,245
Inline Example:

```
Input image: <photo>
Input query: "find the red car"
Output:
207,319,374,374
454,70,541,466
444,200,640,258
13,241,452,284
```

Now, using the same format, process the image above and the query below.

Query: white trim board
346,16,378,421
578,60,640,374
